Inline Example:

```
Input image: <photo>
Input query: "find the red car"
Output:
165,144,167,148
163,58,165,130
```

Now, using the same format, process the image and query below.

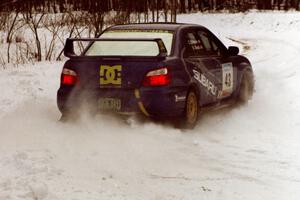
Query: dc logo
99,65,122,87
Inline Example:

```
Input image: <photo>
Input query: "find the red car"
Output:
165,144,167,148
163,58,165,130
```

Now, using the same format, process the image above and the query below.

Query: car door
196,29,236,100
182,29,221,105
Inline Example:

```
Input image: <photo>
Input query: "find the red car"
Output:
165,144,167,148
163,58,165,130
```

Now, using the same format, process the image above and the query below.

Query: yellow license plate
98,98,121,111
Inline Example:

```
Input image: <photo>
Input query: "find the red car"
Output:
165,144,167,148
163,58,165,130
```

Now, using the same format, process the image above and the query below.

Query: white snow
1,10,300,199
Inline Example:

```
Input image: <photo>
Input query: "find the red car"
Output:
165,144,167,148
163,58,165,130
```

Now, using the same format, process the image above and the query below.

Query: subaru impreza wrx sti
57,23,254,128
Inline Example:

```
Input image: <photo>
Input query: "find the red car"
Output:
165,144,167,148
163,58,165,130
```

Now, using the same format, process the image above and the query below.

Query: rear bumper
57,86,187,118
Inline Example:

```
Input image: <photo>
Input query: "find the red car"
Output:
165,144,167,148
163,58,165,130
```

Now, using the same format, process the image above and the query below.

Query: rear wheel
238,71,254,103
182,90,199,129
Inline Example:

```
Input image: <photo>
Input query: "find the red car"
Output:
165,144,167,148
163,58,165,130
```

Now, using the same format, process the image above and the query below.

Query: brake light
142,67,171,87
61,68,79,85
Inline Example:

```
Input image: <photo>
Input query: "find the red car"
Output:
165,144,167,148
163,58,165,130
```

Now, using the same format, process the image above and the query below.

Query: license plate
98,98,121,111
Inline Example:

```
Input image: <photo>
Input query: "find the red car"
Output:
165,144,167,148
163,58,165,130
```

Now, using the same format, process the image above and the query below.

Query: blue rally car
57,23,254,128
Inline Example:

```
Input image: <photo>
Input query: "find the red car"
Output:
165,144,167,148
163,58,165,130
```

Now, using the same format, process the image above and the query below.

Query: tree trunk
180,0,186,13
34,27,42,61
6,12,19,63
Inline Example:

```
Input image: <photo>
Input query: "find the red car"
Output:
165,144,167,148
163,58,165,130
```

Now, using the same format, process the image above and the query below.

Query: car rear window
85,30,174,56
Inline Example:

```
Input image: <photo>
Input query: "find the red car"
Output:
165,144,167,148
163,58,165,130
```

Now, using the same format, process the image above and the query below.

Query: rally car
57,23,254,128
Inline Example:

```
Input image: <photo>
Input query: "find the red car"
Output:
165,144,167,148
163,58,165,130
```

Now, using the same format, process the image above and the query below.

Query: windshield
85,30,174,56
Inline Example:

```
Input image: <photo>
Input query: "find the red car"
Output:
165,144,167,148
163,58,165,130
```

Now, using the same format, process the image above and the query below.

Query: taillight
61,68,79,85
142,67,171,87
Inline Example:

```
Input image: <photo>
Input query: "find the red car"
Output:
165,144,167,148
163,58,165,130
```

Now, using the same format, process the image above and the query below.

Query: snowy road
1,12,300,200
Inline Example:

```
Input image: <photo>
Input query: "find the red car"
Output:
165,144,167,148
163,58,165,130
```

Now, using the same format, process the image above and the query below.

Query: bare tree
43,14,67,60
6,11,25,63
22,8,45,61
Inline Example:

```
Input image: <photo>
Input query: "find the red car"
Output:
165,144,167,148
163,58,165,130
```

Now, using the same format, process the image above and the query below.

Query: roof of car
107,23,203,32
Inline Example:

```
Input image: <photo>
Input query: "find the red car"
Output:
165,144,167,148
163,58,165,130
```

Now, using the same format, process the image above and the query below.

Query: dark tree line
1,0,300,14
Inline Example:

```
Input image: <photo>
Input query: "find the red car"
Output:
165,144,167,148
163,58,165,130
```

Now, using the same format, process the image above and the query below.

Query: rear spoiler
64,38,168,58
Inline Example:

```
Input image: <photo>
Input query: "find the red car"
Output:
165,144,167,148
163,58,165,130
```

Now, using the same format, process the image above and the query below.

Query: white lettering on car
175,95,186,102
193,69,218,96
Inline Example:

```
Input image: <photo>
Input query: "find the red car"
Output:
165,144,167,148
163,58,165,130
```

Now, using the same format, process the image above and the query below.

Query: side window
197,31,222,57
183,31,206,57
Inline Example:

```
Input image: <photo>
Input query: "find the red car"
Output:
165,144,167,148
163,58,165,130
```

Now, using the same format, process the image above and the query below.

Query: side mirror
227,46,239,56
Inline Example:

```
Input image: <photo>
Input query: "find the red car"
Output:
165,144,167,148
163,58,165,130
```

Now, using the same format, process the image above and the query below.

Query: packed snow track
0,12,300,200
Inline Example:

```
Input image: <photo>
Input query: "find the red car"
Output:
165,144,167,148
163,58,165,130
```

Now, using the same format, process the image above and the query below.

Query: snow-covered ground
1,11,300,200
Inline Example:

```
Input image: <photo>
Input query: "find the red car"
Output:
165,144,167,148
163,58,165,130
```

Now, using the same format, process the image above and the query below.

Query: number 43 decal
221,63,234,98
225,73,231,87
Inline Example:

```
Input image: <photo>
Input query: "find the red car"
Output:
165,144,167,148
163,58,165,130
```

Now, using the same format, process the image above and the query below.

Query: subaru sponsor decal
193,69,218,96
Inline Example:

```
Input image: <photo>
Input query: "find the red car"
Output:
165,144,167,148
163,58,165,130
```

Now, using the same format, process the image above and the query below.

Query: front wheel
238,71,254,103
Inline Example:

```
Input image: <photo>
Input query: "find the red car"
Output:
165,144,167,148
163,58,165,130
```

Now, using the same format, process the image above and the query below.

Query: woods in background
0,0,299,65
1,0,300,15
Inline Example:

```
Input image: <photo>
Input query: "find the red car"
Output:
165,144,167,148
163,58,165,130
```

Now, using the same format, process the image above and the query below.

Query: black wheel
182,89,199,129
59,113,69,122
238,70,254,103
59,109,79,123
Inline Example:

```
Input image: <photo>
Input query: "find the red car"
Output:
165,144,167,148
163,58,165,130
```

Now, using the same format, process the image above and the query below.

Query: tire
238,70,254,103
59,109,79,122
182,89,199,129
59,111,74,122
59,113,70,122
